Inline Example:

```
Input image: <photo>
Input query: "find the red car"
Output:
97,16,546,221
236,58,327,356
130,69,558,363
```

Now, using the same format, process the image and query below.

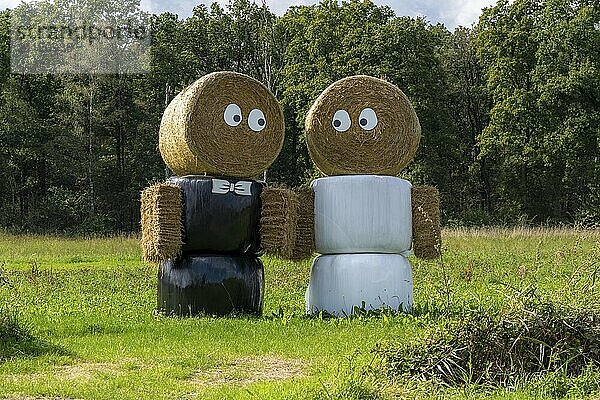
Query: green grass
0,229,598,399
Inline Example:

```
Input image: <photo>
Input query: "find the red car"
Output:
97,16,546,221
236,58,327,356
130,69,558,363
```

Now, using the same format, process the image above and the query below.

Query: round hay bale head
305,75,421,176
159,71,284,178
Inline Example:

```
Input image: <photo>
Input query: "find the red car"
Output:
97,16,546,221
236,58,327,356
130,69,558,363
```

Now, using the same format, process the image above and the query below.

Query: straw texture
306,75,421,176
292,187,315,260
260,188,298,259
141,182,183,263
411,185,442,260
260,187,315,260
159,71,285,178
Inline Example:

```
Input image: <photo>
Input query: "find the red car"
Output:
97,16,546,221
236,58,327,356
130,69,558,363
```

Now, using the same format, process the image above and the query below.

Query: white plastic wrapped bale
305,253,413,316
312,175,413,254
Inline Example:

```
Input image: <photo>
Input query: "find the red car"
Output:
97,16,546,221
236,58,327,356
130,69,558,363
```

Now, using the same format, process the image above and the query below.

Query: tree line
0,0,598,234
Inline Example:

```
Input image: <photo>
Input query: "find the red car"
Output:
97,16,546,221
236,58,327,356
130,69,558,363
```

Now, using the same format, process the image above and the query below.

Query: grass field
0,229,599,399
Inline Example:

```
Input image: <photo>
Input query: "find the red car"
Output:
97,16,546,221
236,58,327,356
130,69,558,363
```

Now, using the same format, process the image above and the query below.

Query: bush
375,293,600,387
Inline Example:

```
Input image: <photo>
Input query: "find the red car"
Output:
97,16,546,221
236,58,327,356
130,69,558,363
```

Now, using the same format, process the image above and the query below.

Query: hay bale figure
299,75,442,316
141,71,290,317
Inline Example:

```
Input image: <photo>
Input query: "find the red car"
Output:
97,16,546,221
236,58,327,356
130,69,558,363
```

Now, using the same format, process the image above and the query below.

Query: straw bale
305,75,421,176
411,185,442,260
291,187,315,260
260,187,299,259
159,71,284,178
141,182,183,263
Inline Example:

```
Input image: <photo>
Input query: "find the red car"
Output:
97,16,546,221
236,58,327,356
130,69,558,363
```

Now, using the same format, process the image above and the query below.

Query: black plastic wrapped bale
167,176,265,255
158,255,264,316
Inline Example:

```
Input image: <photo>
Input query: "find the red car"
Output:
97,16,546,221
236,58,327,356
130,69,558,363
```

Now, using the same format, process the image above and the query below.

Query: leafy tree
1,0,598,232
0,11,8,86
478,0,599,223
439,27,493,223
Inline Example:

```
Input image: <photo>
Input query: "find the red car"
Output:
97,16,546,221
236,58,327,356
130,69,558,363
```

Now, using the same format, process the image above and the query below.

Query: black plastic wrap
157,255,264,316
167,176,264,256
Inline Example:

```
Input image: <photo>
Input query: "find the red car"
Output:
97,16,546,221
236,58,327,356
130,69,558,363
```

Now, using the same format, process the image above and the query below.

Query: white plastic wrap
305,254,413,316
312,175,413,254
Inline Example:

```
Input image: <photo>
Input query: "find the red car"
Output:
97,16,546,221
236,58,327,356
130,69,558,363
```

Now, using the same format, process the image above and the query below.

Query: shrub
375,293,600,386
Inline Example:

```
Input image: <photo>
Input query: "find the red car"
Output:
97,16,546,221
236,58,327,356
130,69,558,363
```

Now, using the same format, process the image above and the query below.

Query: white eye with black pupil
248,109,266,132
224,103,242,127
359,108,378,130
332,110,351,132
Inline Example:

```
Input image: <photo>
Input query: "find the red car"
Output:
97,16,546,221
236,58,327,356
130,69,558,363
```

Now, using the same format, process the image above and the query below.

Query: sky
0,0,497,29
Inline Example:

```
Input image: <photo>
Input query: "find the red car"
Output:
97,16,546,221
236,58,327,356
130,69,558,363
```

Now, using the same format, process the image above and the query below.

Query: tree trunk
164,81,172,179
88,83,96,220
116,76,126,232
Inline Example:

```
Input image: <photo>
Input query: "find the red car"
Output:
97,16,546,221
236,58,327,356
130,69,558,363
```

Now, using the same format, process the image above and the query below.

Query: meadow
0,228,599,399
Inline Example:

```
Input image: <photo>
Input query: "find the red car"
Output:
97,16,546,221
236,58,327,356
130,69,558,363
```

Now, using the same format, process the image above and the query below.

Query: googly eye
332,110,351,132
248,109,266,132
358,108,378,131
224,103,242,127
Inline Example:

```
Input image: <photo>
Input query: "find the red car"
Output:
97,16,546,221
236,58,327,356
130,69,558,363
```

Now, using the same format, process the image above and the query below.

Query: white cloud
0,0,21,10
373,0,496,28
267,0,314,15
438,0,497,28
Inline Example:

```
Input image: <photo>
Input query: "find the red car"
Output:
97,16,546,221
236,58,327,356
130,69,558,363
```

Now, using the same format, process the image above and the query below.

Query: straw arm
260,187,315,260
411,185,442,260
140,182,183,263
293,187,316,260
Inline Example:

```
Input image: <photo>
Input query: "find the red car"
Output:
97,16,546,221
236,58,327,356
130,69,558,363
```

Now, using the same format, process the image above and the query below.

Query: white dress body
306,175,414,316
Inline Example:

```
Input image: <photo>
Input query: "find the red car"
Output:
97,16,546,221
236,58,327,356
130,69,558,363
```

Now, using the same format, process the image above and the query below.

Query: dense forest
0,0,598,234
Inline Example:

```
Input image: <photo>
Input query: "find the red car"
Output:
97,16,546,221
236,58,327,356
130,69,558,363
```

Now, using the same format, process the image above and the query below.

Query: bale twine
141,182,183,263
260,187,299,259
305,75,421,176
411,186,442,260
291,187,315,260
159,71,285,178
